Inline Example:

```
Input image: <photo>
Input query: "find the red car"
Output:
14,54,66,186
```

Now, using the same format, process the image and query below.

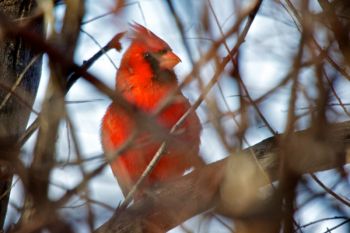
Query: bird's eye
144,52,151,58
158,49,168,55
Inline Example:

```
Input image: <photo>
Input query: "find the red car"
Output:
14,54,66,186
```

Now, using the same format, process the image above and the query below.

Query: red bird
101,23,202,198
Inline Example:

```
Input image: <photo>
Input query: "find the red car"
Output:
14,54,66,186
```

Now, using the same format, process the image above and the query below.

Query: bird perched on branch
101,23,202,199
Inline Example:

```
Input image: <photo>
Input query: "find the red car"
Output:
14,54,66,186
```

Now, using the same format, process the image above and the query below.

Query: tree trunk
0,0,43,230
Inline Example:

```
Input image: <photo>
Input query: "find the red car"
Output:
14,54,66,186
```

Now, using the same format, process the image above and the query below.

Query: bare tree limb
95,120,350,233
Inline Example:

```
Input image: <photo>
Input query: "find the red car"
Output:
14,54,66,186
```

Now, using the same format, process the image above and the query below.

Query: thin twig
299,216,350,229
80,28,118,70
282,0,350,81
322,219,350,233
0,55,40,113
310,173,350,207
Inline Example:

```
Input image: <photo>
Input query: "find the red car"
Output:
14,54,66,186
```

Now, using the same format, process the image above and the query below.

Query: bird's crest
130,22,171,51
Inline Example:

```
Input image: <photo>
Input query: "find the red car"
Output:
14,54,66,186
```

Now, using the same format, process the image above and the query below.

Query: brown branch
0,9,126,148
96,159,224,233
283,0,350,81
318,0,350,66
18,0,86,227
95,120,350,233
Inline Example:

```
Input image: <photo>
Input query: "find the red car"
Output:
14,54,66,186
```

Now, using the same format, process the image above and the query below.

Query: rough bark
0,0,43,230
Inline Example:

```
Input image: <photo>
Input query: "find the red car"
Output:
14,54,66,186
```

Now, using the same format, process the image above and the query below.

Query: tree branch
95,120,350,233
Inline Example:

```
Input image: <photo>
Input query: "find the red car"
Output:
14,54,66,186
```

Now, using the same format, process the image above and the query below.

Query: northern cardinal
101,23,202,198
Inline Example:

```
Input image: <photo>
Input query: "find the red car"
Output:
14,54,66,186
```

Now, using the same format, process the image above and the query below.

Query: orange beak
159,51,181,69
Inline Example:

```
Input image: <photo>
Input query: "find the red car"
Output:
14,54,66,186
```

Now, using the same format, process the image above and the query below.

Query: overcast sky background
5,0,350,232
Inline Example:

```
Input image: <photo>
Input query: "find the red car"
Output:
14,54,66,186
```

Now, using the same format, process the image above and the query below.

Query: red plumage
101,23,202,197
